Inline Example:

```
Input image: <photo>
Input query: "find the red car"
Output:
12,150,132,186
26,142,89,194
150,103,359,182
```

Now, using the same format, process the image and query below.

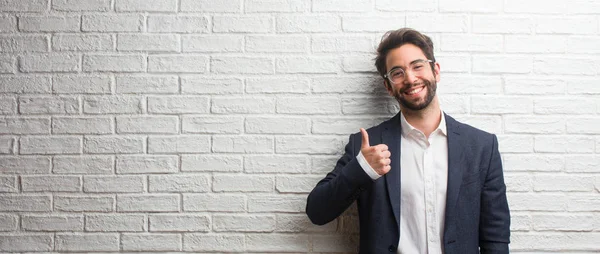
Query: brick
246,77,310,94
312,117,382,135
342,56,378,73
84,136,144,154
534,57,597,75
148,96,209,114
312,35,373,53
180,0,241,12
276,175,322,193
503,173,532,192
183,194,245,212
0,234,52,252
406,14,468,32
19,53,79,73
504,77,565,95
245,117,309,134
312,76,382,94
248,196,305,212
213,175,273,192
181,77,241,94
22,215,83,231
148,55,208,73
19,96,79,114
212,97,275,114
52,0,111,11
0,96,16,114
83,96,143,114
0,16,16,32
246,234,309,252
535,17,598,34
440,95,469,114
246,35,308,53
474,55,534,74
276,15,341,33
534,174,594,192
183,234,244,252
149,214,210,232
313,0,372,12
376,0,435,11
18,15,79,32
148,136,210,154
246,0,309,12
502,154,564,172
182,116,243,134
312,155,339,174
436,55,471,74
440,0,501,12
535,98,596,114
472,15,534,33
0,55,15,73
20,136,81,154
567,0,600,14
55,233,118,252
148,15,209,33
53,155,113,174
506,35,567,53
116,116,178,134
277,96,340,114
505,116,565,134
83,54,145,72
535,136,595,153
565,155,600,173
116,0,177,12
117,194,179,212
85,214,145,232
505,0,567,14
149,174,210,192
567,194,600,211
568,79,600,94
52,117,112,134
343,16,406,32
117,34,179,52
0,176,17,192
213,215,275,232
567,118,600,134
182,35,242,52
508,193,567,211
276,214,337,232
82,14,143,32
0,214,18,231
116,155,178,174
452,115,502,134
213,16,272,33
211,56,273,74
0,137,12,155
84,175,144,193
21,175,80,192
497,135,533,153
122,233,181,251
53,34,113,51
442,34,503,52
471,96,532,114
312,234,358,252
181,155,243,172
245,155,310,174
0,0,47,12
342,96,397,114
276,136,341,155
0,35,47,52
532,214,595,231
567,36,600,54
0,76,51,93
0,195,51,212
54,195,114,212
510,214,531,231
116,75,178,94
213,136,273,154
440,75,503,94
53,75,111,94
0,156,50,174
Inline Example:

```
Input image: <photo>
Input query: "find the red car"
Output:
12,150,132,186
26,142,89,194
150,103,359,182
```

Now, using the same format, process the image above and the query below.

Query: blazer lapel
383,112,402,229
444,114,466,221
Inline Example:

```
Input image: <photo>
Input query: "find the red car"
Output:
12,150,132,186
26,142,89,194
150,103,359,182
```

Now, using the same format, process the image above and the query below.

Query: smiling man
306,28,510,254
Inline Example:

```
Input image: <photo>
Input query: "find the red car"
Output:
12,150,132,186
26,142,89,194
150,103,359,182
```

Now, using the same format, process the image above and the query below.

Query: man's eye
391,71,403,77
413,64,424,70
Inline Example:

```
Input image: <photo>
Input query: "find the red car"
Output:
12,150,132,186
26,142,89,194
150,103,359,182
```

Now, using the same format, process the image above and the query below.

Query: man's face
384,44,440,111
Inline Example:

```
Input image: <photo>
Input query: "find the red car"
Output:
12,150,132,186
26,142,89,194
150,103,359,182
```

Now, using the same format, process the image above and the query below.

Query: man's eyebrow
388,59,426,71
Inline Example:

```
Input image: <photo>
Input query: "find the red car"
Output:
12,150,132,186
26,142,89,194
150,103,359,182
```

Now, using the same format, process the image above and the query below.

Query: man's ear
434,62,441,82
384,80,393,96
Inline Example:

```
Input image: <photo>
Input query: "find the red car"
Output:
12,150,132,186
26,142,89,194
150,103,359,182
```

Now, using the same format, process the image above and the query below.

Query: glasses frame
383,59,434,85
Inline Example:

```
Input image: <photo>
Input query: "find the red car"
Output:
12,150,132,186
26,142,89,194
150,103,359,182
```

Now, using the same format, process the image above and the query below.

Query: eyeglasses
383,59,434,84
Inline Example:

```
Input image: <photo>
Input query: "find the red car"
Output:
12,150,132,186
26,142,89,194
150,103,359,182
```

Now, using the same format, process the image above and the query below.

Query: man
306,28,510,254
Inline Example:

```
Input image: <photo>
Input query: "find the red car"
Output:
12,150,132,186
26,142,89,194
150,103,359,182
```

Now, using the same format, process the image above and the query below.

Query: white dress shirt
357,111,448,254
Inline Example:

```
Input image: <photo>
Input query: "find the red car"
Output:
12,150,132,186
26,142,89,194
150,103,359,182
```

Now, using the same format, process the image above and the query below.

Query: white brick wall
0,0,598,253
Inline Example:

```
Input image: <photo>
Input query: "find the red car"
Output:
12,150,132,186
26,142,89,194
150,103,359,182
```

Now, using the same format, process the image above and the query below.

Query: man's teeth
406,86,423,95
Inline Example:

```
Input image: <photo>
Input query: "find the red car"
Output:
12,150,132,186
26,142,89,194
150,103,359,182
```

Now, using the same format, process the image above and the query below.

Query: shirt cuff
357,151,382,180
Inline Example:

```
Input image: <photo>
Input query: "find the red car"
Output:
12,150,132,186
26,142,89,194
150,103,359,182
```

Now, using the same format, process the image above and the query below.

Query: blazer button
388,245,395,252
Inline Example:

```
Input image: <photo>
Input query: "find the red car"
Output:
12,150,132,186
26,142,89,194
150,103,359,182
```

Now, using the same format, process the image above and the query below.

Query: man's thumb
360,128,369,148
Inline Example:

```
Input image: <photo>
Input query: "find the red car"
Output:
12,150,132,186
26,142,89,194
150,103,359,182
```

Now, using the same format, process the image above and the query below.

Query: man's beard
392,78,437,111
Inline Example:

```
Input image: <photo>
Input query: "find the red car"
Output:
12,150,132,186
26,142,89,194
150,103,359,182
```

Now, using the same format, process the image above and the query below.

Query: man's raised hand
360,128,391,176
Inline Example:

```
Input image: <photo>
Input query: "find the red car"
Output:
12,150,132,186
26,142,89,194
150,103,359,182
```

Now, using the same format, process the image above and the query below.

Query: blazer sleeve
305,133,373,225
479,134,511,254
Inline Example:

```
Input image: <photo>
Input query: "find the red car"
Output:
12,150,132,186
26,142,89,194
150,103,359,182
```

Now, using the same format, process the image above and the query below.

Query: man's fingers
381,150,391,159
375,144,389,152
360,128,370,148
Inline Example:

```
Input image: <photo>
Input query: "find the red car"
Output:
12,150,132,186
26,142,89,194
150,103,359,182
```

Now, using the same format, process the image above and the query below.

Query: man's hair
374,28,436,78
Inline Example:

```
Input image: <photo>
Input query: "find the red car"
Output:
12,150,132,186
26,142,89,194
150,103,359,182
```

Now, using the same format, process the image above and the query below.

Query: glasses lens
389,69,404,84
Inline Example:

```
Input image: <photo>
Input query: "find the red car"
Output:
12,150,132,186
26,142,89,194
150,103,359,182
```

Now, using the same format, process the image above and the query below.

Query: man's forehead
385,45,427,69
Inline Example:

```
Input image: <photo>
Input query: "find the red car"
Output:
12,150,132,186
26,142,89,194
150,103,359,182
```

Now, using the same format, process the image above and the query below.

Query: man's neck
400,98,442,138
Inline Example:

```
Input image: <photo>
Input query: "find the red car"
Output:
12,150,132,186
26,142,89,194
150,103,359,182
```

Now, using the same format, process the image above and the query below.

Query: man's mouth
403,85,425,96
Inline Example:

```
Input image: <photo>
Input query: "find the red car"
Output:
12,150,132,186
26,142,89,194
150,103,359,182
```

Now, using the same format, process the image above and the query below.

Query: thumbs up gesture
360,128,391,176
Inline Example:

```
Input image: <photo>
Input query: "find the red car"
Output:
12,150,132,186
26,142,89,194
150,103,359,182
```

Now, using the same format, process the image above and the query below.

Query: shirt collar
400,109,447,137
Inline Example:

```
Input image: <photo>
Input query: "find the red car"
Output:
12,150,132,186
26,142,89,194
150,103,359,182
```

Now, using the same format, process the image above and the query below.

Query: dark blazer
306,112,510,254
